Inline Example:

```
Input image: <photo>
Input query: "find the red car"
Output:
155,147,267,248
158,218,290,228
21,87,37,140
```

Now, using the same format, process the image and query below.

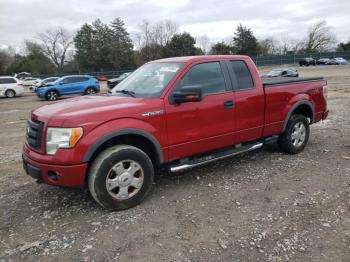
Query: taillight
323,85,328,99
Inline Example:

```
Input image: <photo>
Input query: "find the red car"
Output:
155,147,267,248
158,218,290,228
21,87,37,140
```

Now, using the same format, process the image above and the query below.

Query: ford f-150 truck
22,55,328,210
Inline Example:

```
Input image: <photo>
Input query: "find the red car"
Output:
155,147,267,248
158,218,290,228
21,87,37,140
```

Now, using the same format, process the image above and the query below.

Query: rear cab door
225,58,265,144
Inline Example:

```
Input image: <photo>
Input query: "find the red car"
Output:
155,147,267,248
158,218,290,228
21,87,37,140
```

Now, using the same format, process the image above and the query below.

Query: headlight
46,127,83,155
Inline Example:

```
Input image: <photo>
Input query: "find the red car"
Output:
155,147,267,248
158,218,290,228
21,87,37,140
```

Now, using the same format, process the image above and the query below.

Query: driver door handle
224,100,234,109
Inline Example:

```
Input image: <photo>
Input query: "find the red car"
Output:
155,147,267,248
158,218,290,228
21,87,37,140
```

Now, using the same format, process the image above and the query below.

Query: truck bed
263,77,324,87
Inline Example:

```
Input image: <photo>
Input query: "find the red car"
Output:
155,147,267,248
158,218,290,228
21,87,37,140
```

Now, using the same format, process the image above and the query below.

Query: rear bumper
22,153,88,187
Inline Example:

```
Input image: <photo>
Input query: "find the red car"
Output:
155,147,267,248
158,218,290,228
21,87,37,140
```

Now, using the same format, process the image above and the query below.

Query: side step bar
170,142,263,172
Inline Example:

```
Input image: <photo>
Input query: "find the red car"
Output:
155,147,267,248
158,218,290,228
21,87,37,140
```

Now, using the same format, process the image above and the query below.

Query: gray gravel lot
0,65,350,261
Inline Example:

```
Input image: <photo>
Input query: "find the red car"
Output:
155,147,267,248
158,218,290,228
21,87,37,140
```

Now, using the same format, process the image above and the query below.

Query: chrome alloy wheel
47,91,58,100
291,122,306,148
106,160,144,200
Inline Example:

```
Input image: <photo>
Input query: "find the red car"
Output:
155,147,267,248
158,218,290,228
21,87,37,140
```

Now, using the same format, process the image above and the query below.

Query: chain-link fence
252,51,350,66
32,51,350,79
33,69,136,80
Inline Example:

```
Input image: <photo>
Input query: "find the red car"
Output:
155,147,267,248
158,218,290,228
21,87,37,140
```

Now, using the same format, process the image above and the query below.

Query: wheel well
291,104,313,123
85,86,96,91
5,89,16,95
87,134,161,169
46,89,60,96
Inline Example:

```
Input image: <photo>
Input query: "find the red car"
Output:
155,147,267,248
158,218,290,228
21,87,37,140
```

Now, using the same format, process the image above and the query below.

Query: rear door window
1,78,16,84
229,61,254,90
61,77,75,84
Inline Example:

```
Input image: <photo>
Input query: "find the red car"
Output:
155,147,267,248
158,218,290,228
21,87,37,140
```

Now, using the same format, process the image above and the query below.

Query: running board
170,142,263,172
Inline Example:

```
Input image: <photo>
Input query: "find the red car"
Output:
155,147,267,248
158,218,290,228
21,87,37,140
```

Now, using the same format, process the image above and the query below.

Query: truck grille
26,119,43,149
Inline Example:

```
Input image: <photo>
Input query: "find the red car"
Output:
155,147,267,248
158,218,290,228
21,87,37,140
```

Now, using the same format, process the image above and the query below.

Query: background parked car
96,75,108,81
34,77,59,91
36,75,100,101
107,72,132,89
333,57,347,65
0,76,24,98
261,68,299,78
299,58,316,66
14,72,31,80
316,58,331,65
21,77,41,86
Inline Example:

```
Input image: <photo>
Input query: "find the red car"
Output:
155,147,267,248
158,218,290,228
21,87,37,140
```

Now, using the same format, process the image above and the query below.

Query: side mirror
172,86,202,103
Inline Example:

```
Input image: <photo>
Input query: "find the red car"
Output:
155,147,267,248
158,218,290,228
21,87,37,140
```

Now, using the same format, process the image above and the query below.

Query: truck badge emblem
141,110,164,117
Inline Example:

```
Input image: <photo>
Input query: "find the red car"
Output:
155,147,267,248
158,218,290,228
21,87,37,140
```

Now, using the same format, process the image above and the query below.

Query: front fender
78,118,167,163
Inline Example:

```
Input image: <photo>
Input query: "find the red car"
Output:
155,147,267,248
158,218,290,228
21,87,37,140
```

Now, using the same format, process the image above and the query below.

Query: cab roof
152,55,250,64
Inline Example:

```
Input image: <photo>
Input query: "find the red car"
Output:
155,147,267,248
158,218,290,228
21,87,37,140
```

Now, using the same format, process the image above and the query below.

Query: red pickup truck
23,55,328,210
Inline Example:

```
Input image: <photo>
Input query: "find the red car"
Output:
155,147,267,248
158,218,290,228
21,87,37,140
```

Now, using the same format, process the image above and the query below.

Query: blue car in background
36,75,100,101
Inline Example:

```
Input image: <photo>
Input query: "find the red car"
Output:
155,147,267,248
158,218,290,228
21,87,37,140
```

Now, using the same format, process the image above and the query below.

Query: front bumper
22,153,88,187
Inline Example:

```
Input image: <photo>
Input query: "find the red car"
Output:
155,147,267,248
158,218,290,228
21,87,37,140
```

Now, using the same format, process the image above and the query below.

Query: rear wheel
85,87,96,95
5,89,16,98
279,114,310,154
45,90,58,101
88,145,154,210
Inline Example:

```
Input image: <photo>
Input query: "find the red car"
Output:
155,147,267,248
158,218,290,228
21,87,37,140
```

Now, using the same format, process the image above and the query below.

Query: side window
2,78,16,84
179,62,226,96
0,79,3,84
61,77,74,84
230,61,254,90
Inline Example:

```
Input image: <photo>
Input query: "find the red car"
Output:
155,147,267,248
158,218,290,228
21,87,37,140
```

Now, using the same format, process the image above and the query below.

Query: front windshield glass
112,62,184,98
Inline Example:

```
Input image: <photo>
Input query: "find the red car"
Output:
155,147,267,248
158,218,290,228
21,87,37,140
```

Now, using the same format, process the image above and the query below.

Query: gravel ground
0,65,349,261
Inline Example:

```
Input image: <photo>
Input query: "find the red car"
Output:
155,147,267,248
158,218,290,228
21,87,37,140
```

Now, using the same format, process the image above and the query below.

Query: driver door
165,61,235,161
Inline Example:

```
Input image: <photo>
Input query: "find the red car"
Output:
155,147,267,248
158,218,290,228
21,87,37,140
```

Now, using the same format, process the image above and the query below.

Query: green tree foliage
337,41,350,51
74,18,134,72
209,42,233,55
0,49,13,75
6,41,55,75
163,32,199,57
233,24,259,57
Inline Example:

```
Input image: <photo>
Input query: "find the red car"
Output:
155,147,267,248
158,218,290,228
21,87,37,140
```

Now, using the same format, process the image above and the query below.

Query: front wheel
88,145,154,210
279,114,310,154
45,90,58,101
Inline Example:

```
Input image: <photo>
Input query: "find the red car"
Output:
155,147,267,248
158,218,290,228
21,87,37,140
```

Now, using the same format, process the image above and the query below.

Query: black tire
84,87,96,95
88,145,154,210
279,114,310,154
5,89,16,98
45,90,59,101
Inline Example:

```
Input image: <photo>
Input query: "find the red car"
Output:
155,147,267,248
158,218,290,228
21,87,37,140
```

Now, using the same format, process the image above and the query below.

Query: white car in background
0,77,24,98
21,77,41,91
34,77,59,91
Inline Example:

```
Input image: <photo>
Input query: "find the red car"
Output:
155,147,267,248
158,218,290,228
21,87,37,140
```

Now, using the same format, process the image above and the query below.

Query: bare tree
304,20,336,52
133,19,178,49
38,27,73,72
196,35,211,54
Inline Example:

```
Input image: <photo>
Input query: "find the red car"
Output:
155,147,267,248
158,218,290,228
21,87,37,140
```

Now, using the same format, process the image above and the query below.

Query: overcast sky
1,0,349,50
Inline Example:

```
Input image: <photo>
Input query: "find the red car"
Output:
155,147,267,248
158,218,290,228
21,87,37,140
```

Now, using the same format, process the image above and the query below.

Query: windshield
112,62,184,98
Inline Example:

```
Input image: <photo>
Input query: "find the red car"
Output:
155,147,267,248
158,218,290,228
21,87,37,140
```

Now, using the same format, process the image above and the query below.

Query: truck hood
32,95,163,127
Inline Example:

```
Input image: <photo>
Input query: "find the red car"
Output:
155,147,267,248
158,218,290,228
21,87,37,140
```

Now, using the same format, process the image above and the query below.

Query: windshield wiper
115,89,136,97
